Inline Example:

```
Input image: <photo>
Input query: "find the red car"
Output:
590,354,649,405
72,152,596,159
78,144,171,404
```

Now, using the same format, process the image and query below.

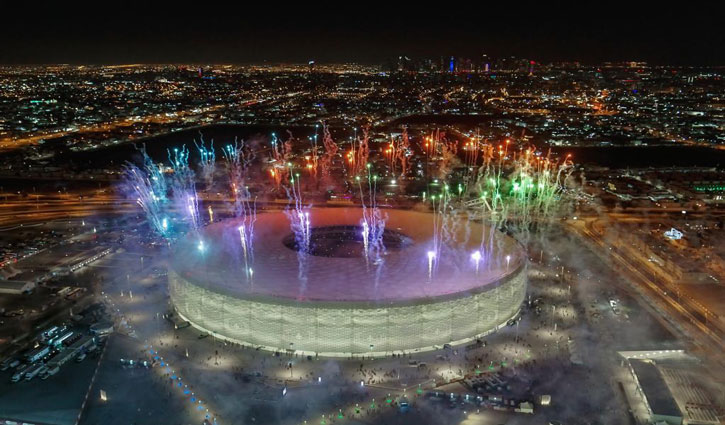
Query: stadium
169,207,526,357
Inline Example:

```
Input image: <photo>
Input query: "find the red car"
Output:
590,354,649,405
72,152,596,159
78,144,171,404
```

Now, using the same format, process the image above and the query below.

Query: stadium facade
169,208,526,357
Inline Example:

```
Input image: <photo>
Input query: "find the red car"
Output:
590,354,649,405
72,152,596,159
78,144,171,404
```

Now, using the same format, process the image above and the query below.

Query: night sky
2,3,724,65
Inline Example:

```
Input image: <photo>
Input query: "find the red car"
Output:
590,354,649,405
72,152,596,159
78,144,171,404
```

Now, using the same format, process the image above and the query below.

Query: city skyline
2,5,725,65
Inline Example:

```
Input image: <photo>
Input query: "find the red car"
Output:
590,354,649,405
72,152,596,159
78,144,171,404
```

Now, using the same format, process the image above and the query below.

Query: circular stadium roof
170,207,524,305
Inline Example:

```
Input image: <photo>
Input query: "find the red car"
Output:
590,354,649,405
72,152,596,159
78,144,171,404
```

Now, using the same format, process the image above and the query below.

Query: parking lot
0,344,98,425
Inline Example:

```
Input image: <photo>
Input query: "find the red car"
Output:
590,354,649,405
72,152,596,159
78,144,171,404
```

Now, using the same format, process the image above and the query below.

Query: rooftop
630,359,682,419
171,207,524,305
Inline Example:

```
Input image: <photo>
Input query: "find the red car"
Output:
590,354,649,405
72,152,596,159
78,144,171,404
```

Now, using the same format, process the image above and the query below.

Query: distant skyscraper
481,54,490,73
397,56,413,72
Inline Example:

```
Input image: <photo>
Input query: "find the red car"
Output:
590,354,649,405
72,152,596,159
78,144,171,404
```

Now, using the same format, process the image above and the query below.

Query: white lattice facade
169,265,526,357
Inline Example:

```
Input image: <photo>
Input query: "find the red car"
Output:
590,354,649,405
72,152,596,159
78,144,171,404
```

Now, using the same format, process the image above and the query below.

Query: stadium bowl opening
282,225,413,258
169,207,526,357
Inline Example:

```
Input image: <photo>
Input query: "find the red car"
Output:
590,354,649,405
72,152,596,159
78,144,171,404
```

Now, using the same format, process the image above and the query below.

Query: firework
222,139,257,281
471,250,482,274
427,250,436,280
194,137,216,188
123,147,170,238
125,164,168,237
167,146,200,232
319,122,338,187
123,126,574,297
284,171,311,293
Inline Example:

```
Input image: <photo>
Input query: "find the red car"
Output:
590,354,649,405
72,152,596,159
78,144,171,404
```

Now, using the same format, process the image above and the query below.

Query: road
0,193,136,227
